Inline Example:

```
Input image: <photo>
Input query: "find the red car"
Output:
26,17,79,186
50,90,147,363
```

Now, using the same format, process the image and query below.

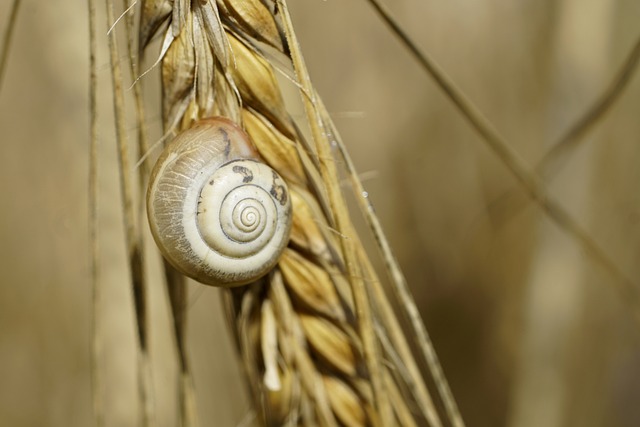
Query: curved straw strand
484,33,640,223
539,33,640,180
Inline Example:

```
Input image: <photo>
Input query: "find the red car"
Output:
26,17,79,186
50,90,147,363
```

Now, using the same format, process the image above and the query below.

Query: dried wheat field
1,0,640,426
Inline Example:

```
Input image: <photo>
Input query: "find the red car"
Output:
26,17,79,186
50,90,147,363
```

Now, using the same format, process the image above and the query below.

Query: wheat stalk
135,0,451,425
87,0,103,424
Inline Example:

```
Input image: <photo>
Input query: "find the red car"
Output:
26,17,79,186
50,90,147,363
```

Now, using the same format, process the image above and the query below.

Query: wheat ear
139,0,450,425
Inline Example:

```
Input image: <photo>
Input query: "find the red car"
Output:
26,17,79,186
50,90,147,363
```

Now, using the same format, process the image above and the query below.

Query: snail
147,117,292,287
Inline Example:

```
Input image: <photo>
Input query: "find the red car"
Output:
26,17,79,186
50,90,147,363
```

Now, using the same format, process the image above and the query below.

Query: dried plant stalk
139,0,451,425
106,0,154,424
87,0,103,424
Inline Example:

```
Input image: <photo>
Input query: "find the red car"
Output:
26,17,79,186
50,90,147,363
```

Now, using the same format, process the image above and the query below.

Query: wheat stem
105,0,154,423
88,0,103,423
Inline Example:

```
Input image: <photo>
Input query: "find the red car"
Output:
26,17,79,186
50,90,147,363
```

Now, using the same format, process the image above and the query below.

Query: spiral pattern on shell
147,118,292,287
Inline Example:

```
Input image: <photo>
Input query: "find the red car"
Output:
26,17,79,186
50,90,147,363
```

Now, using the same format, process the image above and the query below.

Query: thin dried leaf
162,13,195,127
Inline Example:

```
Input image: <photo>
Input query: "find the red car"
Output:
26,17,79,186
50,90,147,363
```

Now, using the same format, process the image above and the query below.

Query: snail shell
147,117,292,287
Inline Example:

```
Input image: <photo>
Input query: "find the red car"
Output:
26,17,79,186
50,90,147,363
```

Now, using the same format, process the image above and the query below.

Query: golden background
0,0,639,426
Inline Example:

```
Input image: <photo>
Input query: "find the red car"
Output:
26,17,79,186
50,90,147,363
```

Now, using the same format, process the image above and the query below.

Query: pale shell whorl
147,118,292,287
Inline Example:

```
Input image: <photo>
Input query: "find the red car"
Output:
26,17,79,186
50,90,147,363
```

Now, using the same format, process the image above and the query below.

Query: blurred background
1,0,639,426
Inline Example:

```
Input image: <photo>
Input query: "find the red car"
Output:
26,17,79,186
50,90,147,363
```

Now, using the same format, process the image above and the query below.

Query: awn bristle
140,0,436,425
